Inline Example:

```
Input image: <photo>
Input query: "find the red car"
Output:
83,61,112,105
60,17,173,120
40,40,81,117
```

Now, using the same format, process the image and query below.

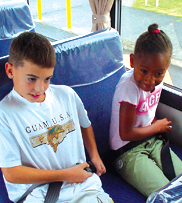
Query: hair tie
151,28,160,34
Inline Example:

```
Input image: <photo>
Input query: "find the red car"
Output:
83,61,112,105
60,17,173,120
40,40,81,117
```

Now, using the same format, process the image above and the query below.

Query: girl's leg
150,139,182,177
115,139,169,197
170,148,182,175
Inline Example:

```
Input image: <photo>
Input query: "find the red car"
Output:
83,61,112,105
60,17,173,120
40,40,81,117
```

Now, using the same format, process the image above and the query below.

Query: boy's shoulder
49,84,74,95
47,84,78,102
0,85,75,110
49,84,71,90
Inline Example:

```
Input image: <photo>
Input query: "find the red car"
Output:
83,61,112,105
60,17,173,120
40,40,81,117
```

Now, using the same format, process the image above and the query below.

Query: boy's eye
28,78,36,82
45,77,52,82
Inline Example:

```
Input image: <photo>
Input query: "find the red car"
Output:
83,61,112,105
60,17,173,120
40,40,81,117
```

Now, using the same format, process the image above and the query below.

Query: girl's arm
1,162,92,184
119,102,172,141
81,125,106,176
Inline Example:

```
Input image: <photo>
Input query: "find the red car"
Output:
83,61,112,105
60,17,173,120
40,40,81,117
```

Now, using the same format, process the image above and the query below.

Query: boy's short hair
8,32,56,68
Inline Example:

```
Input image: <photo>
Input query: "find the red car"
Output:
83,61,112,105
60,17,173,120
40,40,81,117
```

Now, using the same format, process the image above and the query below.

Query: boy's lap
69,190,113,203
24,188,112,203
23,175,112,203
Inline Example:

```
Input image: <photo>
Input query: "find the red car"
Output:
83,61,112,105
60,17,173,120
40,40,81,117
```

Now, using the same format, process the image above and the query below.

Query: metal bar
66,0,72,29
37,0,42,20
111,0,122,35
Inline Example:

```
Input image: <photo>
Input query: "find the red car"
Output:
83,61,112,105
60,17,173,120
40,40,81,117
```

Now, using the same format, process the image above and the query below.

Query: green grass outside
132,0,182,19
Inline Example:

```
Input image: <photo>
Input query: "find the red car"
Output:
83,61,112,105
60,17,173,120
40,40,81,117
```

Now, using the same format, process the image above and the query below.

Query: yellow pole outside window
66,0,72,29
37,0,42,20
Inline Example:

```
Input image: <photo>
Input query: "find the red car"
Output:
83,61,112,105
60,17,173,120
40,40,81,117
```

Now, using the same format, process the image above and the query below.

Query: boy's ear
5,62,14,79
130,53,134,68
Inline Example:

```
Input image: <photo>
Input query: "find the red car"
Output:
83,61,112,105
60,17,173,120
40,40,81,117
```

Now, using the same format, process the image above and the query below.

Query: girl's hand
153,118,172,133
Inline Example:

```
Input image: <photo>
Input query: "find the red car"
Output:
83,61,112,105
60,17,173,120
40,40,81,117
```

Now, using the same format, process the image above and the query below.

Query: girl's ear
5,62,14,79
130,53,134,68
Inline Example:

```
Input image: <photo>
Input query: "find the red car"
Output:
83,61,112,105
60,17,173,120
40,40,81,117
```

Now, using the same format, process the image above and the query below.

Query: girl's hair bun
148,23,159,33
134,23,172,57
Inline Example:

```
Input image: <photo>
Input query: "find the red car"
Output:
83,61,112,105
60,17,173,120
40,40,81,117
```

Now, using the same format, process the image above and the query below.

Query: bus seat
1,28,182,202
0,1,35,57
51,28,125,158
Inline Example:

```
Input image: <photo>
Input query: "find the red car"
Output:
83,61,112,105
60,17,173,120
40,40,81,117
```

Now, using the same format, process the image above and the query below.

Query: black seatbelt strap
112,134,155,159
160,135,176,181
44,182,63,203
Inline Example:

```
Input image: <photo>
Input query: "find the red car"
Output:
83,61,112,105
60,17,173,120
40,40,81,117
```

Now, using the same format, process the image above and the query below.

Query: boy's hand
65,162,92,183
154,118,172,133
91,157,106,177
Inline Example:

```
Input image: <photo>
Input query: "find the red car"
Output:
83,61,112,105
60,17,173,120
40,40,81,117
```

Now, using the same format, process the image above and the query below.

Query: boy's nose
35,81,44,93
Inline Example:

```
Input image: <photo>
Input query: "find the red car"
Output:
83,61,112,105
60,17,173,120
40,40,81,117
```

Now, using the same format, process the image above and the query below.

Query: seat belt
16,183,45,203
160,135,176,181
16,161,95,202
113,134,176,181
16,182,63,203
44,182,63,203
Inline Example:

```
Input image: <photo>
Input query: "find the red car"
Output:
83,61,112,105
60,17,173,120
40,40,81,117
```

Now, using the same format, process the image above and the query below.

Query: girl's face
130,51,170,92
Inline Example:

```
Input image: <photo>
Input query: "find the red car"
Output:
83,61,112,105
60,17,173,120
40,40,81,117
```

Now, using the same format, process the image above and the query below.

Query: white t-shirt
109,69,163,150
0,84,102,202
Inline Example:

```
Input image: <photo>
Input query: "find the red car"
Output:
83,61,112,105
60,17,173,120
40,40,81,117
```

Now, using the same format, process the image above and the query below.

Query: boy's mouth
30,94,41,99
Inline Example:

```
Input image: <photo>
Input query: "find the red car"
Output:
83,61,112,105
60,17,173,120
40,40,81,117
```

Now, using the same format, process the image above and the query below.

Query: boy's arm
119,102,172,141
81,125,106,176
1,162,92,184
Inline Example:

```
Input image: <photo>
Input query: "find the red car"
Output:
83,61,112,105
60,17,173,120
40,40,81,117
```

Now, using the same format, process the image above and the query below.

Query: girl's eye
141,69,148,74
156,72,163,77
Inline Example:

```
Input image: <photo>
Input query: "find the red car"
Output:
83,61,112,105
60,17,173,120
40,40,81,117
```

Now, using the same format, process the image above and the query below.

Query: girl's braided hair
134,23,172,57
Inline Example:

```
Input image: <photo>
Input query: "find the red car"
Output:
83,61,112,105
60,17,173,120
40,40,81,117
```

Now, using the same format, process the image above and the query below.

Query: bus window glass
121,0,182,89
28,0,92,42
1,0,182,90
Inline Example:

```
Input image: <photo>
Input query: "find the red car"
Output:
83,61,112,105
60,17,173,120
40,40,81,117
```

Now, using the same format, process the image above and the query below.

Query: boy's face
130,51,170,92
5,60,54,103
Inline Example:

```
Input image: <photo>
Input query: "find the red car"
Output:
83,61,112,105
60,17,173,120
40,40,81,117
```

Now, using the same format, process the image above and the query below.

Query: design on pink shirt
136,90,161,115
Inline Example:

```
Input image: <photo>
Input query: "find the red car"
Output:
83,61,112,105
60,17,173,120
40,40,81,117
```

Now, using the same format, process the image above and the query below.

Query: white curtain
89,0,114,31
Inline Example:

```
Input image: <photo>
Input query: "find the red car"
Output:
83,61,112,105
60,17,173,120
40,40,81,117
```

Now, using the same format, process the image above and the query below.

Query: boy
0,32,112,202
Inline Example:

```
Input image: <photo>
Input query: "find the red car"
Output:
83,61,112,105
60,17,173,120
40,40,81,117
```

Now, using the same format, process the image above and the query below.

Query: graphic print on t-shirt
136,90,161,115
29,119,75,152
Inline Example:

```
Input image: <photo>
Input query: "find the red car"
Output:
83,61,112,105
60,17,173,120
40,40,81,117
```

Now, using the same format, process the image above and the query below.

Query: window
27,0,182,89
29,0,92,42
118,0,182,89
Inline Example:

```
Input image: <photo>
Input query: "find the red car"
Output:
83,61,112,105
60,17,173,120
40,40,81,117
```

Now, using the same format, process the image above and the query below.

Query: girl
109,23,182,197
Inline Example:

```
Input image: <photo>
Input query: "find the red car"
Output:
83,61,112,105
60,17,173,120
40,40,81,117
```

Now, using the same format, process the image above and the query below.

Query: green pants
114,137,182,197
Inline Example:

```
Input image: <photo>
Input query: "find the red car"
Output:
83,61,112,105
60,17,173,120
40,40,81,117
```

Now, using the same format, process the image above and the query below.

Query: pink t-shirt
109,69,163,150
